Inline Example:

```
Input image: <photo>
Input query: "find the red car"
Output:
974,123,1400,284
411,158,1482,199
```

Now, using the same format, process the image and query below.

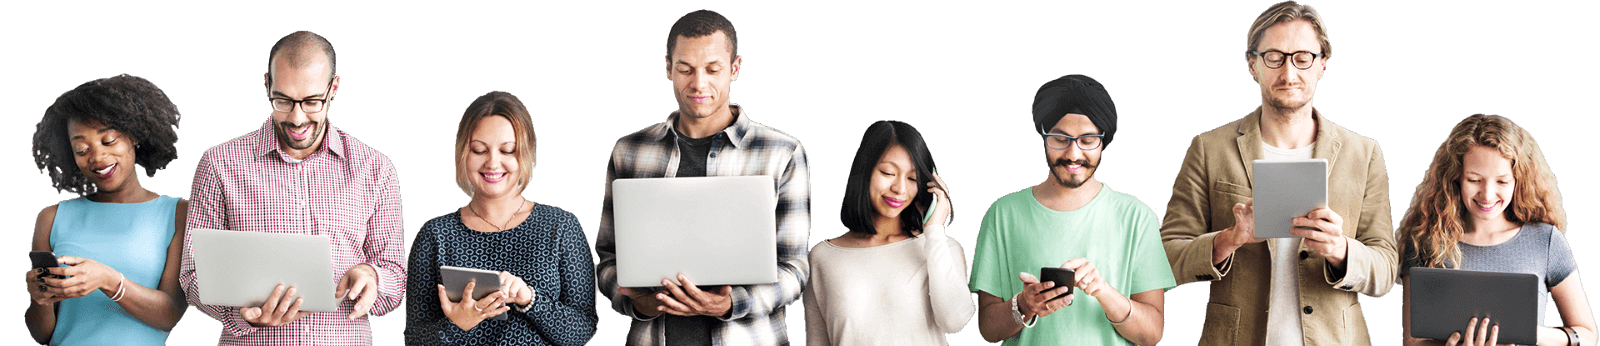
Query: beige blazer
1160,109,1398,346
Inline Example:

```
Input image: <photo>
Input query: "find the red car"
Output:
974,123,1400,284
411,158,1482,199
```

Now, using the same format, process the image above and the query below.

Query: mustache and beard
1050,157,1099,188
275,120,325,150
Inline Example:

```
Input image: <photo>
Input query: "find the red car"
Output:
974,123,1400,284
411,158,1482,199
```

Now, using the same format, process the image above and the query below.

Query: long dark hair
840,120,949,235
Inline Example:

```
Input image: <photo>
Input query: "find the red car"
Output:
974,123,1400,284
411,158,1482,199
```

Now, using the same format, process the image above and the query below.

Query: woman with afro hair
24,74,190,345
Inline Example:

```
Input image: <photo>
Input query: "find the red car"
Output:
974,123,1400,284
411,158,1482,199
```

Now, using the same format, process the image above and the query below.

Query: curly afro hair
33,74,181,196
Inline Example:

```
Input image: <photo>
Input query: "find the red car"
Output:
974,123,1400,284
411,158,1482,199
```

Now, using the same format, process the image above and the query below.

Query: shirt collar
656,104,751,148
255,117,345,160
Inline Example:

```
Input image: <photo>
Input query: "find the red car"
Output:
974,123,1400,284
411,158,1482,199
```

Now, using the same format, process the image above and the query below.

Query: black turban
1031,74,1118,149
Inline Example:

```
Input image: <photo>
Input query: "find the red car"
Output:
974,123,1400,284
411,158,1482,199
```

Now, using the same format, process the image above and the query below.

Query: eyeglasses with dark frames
268,78,336,113
1039,124,1105,151
1249,50,1324,70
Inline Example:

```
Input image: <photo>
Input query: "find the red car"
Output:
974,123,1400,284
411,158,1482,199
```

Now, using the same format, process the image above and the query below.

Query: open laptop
1251,159,1328,238
189,229,341,312
612,175,778,288
1409,267,1540,345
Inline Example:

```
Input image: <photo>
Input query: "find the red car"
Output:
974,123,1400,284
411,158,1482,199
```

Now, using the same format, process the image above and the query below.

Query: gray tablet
189,229,340,312
1251,159,1328,239
441,266,507,320
1409,267,1539,345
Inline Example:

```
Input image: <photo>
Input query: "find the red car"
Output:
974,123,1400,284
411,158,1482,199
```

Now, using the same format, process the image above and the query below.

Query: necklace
467,199,528,232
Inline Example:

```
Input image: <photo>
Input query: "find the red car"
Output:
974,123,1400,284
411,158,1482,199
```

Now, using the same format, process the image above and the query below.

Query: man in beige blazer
1160,2,1398,346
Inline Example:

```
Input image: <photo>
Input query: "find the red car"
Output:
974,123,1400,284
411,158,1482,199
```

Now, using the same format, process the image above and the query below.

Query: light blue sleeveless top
48,195,178,346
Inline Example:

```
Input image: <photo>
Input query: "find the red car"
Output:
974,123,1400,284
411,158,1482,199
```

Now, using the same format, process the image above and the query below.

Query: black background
21,3,1587,346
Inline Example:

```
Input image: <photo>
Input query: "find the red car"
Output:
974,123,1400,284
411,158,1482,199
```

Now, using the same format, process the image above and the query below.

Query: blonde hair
1397,114,1566,269
1246,1,1332,59
454,91,536,196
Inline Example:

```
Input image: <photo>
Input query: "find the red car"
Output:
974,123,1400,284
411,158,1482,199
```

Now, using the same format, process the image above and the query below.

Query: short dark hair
267,31,337,85
33,74,181,196
840,120,950,235
1032,74,1118,148
667,10,737,59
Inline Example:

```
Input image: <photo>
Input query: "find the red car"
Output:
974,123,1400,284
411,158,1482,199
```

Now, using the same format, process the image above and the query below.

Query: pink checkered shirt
181,119,406,345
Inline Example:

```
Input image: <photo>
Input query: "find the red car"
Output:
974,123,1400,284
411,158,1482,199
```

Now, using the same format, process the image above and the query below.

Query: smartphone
30,251,66,279
922,168,940,225
1040,267,1075,300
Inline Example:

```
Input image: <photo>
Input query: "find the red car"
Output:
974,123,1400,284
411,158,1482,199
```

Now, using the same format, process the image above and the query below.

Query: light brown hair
1246,1,1332,59
454,91,537,196
1397,114,1566,269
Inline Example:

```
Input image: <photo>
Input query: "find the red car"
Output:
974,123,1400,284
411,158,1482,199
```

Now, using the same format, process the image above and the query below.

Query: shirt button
1302,306,1313,314
1299,250,1309,260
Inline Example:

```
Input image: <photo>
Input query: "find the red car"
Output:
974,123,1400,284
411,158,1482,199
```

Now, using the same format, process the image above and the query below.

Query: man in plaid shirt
180,31,406,345
595,10,811,346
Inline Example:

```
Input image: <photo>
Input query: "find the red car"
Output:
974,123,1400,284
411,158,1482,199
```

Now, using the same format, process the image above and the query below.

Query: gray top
1402,222,1577,324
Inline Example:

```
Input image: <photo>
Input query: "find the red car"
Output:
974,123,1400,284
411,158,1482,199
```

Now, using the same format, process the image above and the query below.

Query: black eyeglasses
1250,50,1324,70
1039,124,1104,151
269,78,335,113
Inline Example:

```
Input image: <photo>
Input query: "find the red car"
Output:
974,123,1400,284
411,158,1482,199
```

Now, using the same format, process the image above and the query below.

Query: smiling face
267,53,337,158
668,31,740,122
1459,144,1515,224
464,115,522,199
869,144,919,222
67,117,138,194
1249,20,1325,113
1043,113,1102,189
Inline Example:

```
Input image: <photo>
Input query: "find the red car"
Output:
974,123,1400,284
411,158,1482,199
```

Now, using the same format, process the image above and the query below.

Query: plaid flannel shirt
181,119,407,345
595,106,811,346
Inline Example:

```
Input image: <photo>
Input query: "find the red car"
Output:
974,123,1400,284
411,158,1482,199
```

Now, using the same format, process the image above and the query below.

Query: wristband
109,274,127,302
1110,294,1134,326
1009,293,1037,328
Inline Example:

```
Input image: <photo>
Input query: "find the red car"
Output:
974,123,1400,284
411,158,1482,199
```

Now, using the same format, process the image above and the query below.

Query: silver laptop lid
612,176,778,287
190,229,340,312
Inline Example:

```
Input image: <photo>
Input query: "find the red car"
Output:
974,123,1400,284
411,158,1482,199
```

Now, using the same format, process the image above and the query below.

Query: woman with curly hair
23,74,189,345
1398,114,1595,346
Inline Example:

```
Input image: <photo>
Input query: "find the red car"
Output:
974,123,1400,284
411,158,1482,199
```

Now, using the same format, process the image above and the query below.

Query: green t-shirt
969,184,1176,346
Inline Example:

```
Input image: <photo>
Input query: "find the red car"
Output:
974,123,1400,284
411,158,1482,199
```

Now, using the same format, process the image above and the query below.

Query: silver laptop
1409,267,1539,345
612,176,778,288
189,229,340,312
1251,159,1328,238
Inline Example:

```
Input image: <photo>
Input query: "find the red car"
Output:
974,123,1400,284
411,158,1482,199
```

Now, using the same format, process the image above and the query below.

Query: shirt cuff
623,289,663,321
717,286,751,322
1324,241,1368,291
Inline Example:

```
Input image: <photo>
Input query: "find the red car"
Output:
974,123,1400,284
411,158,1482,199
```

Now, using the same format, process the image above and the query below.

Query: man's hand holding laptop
238,263,381,327
620,274,732,318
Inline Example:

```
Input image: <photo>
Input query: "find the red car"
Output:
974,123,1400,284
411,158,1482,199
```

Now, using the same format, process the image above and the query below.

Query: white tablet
189,229,340,312
612,176,779,287
1251,159,1328,239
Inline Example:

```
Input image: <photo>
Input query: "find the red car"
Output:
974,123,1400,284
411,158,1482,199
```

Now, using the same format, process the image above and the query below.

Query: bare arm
1105,289,1165,346
105,199,190,331
25,206,58,345
1542,272,1595,346
976,291,1023,343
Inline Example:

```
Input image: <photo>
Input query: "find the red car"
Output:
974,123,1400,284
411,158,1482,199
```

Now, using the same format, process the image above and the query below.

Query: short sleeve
1127,204,1178,294
968,202,1016,298
1546,227,1577,288
1399,240,1419,278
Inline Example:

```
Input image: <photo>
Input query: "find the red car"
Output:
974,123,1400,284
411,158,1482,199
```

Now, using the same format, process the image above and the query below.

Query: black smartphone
1040,267,1075,300
30,251,66,279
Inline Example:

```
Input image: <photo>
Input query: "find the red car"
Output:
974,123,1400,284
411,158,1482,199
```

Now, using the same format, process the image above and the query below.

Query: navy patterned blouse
405,203,598,346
